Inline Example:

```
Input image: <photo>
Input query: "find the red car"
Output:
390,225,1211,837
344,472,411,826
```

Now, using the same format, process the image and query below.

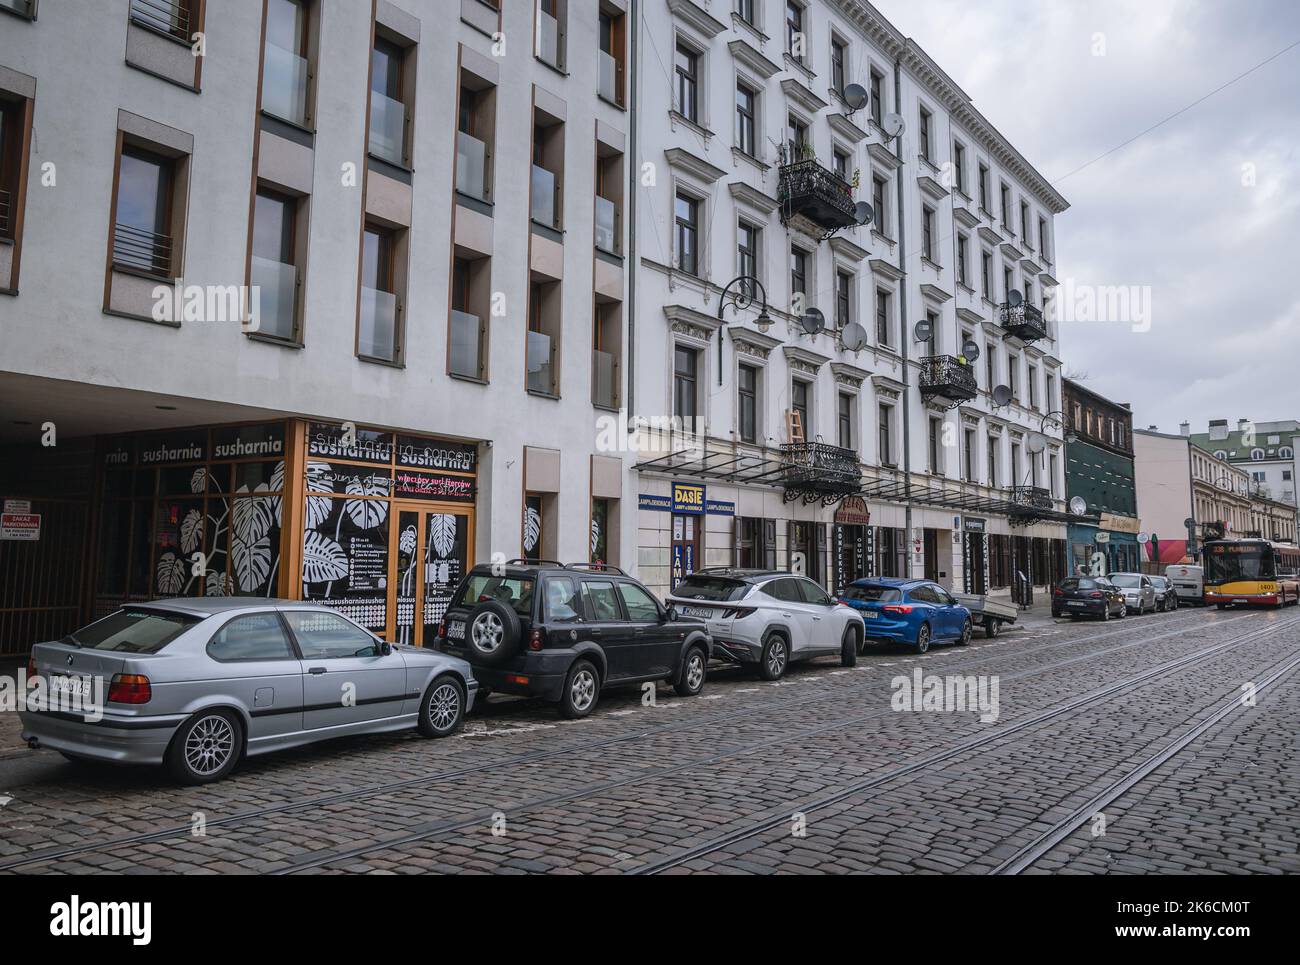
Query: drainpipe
625,0,639,425
894,55,913,575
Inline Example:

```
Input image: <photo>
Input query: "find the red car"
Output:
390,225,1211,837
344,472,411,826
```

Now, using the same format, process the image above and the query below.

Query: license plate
863,611,879,619
51,675,91,698
680,606,714,619
1068,601,1087,607
447,620,466,640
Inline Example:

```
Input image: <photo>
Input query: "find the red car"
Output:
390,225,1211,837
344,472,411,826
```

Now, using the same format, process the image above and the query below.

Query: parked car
1148,575,1179,611
667,569,863,679
1051,576,1126,620
1109,572,1157,615
438,561,711,718
1164,564,1204,605
20,599,476,785
838,578,973,653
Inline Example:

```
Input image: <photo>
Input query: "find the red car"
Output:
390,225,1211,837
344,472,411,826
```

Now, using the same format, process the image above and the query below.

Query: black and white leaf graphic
204,569,233,597
399,524,417,556
429,514,456,559
233,483,275,547
590,517,601,557
190,467,208,494
156,552,185,595
232,534,272,592
270,459,285,525
301,530,349,584
523,505,542,553
304,460,333,529
344,474,390,529
180,509,204,555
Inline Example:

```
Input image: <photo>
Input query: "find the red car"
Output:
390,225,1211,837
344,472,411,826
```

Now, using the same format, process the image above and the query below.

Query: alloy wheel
767,640,787,677
427,682,461,731
471,612,504,654
184,715,234,777
685,652,705,691
570,667,597,712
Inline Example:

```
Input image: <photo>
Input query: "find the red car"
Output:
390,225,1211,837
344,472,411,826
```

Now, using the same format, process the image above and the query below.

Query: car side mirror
665,606,679,622
376,640,392,656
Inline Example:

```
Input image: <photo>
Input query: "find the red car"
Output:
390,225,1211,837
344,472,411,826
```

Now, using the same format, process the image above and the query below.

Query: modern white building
0,0,636,655
628,0,1074,599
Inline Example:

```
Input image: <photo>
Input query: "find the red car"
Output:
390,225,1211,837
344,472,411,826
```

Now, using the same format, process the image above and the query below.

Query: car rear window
841,584,902,603
1061,578,1098,590
1110,575,1140,587
672,575,749,602
455,574,535,617
63,609,199,654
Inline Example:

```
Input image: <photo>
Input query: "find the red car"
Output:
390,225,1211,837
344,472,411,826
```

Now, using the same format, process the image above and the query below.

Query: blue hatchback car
837,578,974,653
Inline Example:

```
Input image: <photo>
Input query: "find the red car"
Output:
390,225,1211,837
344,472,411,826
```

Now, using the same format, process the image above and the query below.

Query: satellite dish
842,83,868,112
1069,496,1088,516
1008,289,1024,307
1026,431,1048,455
882,113,905,138
991,384,1013,407
799,308,825,335
1137,532,1150,544
912,318,932,342
962,339,981,361
853,201,874,226
840,322,868,352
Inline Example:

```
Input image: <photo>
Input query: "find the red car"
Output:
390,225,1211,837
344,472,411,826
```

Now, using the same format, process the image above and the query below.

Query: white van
1164,564,1203,604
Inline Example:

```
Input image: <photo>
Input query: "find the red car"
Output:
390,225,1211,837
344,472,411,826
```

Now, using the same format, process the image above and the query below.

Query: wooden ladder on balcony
785,409,805,445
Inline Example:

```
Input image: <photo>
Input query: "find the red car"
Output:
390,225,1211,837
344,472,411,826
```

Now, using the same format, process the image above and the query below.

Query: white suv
667,569,864,680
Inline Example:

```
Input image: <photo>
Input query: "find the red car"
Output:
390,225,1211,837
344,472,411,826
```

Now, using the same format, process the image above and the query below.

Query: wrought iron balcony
1007,486,1053,511
918,355,978,406
777,158,858,232
997,301,1049,343
781,441,862,506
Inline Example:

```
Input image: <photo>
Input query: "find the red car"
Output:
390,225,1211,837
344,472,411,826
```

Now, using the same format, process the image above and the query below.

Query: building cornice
783,344,832,375
728,325,781,360
666,0,726,39
664,147,726,184
728,38,781,80
728,180,780,215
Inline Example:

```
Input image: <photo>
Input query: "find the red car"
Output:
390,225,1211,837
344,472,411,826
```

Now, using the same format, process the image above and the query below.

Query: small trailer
953,593,1019,638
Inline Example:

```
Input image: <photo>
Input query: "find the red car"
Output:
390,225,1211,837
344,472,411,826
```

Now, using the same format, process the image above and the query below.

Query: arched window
1213,450,1227,460
1250,448,1265,461
1281,446,1294,459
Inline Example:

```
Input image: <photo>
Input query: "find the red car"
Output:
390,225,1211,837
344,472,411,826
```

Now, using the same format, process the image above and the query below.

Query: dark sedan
1051,576,1126,620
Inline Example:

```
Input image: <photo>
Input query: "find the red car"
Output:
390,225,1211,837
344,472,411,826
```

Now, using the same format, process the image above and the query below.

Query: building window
964,427,976,482
738,363,758,444
929,417,943,474
1038,215,1050,260
595,149,622,255
921,205,935,261
956,232,969,288
833,148,850,182
835,270,852,330
1000,182,1011,229
786,113,809,161
527,277,560,395
978,163,990,211
790,245,808,305
737,220,759,290
590,497,610,565
871,176,887,235
952,141,966,193
838,392,855,451
674,192,699,276
785,2,804,62
791,379,810,437
918,105,932,161
878,404,893,464
449,255,488,381
981,249,992,297
249,187,302,341
597,7,626,106
129,0,192,40
531,105,564,230
674,345,698,422
735,0,755,26
674,42,699,122
985,350,996,391
359,223,401,362
113,146,176,277
456,69,495,202
1006,354,1018,399
1020,200,1031,246
875,289,891,347
987,436,999,486
735,82,756,156
592,301,621,408
369,36,411,167
868,68,883,126
830,37,847,95
536,0,566,70
262,0,313,128
1027,364,1038,409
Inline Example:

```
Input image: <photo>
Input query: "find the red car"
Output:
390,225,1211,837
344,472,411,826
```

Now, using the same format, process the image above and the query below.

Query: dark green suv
436,561,712,718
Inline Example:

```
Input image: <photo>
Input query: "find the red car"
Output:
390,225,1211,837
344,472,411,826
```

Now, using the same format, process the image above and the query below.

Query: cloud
873,0,1300,431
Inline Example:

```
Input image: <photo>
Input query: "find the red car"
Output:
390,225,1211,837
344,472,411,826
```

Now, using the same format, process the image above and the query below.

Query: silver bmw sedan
19,599,477,784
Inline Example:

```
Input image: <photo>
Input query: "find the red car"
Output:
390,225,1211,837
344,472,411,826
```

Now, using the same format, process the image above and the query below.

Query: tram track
0,606,1260,873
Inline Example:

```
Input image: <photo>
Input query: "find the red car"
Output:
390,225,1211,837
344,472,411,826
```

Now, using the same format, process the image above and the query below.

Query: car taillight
1053,587,1063,597
107,673,151,705
528,627,544,651
882,604,913,615
1090,591,1103,598
27,654,37,676
435,621,446,639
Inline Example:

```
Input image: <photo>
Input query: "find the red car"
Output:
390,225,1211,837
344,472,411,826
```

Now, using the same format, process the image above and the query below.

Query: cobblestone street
3,606,1297,875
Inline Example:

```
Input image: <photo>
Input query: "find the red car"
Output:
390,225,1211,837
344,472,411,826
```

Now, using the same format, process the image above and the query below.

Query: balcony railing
0,188,10,237
594,195,618,254
777,157,858,231
1007,486,1053,512
781,441,862,504
598,49,619,103
112,223,173,276
593,349,616,409
526,330,554,395
449,308,483,379
249,256,299,340
531,164,559,229
918,355,978,405
369,92,408,166
998,301,1049,343
359,286,398,362
262,42,310,127
130,0,190,38
455,130,489,201
536,8,561,68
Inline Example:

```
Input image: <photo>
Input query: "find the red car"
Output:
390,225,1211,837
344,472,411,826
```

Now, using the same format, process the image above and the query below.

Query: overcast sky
873,0,1300,433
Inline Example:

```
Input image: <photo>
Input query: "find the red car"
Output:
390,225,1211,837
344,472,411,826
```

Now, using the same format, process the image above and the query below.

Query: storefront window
591,498,609,566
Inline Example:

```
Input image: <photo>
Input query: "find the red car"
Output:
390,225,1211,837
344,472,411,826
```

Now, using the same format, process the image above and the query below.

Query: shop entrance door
388,504,473,646
670,513,701,591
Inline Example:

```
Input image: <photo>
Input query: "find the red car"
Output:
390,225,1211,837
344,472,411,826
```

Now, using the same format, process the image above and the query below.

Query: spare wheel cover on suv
468,600,522,665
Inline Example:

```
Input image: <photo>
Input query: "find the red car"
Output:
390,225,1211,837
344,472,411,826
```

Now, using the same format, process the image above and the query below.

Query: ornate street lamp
715,275,774,385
